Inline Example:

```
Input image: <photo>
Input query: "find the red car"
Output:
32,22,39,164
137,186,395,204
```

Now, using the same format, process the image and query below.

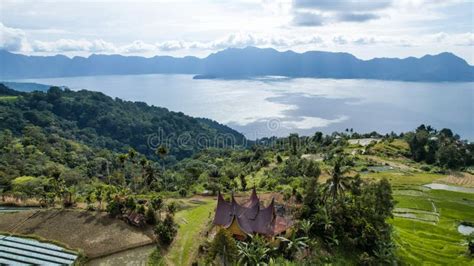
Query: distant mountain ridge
1,47,473,81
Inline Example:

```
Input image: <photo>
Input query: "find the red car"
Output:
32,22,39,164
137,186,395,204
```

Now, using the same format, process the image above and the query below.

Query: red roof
212,189,292,236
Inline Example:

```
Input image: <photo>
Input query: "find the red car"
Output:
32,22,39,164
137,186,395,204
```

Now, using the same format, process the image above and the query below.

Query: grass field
0,96,18,102
165,198,215,266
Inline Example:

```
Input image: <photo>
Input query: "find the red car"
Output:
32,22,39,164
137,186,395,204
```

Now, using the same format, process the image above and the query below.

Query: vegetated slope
0,84,245,160
1,47,473,81
0,81,50,92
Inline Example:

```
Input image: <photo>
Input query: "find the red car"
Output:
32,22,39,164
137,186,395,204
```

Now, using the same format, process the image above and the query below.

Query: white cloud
0,22,29,51
32,39,116,53
455,33,474,46
293,0,392,12
119,40,155,53
209,33,268,49
353,37,377,45
425,32,474,47
291,0,391,26
332,36,348,45
337,12,380,22
156,40,186,51
292,11,325,26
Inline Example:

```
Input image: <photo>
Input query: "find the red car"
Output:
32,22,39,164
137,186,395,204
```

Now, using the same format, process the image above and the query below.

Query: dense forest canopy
0,84,245,161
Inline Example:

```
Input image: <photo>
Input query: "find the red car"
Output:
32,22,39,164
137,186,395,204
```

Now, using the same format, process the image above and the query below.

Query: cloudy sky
1,0,473,63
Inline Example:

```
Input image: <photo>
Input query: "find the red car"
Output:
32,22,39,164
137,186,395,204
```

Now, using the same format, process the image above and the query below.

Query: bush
167,201,178,214
420,165,432,172
145,207,157,225
468,233,474,255
136,204,146,215
125,196,136,210
106,198,123,217
179,188,187,197
150,196,164,210
147,247,165,266
208,229,238,264
276,155,283,164
154,214,178,246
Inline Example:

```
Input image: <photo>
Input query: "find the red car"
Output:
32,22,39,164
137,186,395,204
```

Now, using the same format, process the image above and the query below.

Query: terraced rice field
0,234,77,265
437,172,474,187
362,171,474,264
393,187,474,264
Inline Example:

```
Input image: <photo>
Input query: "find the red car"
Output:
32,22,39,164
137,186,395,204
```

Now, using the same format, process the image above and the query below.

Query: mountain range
1,47,473,81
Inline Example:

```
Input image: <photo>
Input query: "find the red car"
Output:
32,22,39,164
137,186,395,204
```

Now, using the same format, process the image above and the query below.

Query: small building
212,189,292,239
122,211,146,227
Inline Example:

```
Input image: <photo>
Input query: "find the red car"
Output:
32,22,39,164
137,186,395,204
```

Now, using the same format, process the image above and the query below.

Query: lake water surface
13,74,474,139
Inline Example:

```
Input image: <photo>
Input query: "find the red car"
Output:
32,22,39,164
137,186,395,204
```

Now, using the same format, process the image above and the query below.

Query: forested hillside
0,84,245,162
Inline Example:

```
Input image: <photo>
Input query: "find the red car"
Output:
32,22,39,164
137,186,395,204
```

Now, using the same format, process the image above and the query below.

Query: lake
12,74,474,139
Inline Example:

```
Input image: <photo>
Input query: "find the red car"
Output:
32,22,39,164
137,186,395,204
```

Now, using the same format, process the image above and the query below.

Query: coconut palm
324,156,351,202
156,145,168,165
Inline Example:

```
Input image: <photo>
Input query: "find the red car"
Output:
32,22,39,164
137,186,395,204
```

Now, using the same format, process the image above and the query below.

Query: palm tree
156,145,168,166
144,164,156,187
324,156,351,202
299,220,313,236
277,232,309,259
118,154,128,168
156,145,168,187
128,148,137,162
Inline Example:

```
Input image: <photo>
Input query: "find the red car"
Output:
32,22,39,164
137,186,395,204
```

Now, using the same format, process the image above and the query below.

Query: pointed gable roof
212,191,232,226
213,190,290,236
249,188,259,205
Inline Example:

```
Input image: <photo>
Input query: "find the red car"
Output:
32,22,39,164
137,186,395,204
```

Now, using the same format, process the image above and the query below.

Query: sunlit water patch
424,183,474,194
458,224,474,235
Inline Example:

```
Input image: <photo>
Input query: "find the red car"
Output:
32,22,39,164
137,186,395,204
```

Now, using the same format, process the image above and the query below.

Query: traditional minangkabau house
212,189,292,239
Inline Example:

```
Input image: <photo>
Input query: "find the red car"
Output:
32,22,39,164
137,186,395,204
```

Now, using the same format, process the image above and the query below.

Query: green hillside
0,84,245,161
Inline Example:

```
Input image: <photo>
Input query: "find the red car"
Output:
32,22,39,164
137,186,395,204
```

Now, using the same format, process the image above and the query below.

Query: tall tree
325,156,351,202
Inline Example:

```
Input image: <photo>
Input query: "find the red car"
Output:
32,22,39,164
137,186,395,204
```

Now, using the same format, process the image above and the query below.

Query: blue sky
0,0,473,63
